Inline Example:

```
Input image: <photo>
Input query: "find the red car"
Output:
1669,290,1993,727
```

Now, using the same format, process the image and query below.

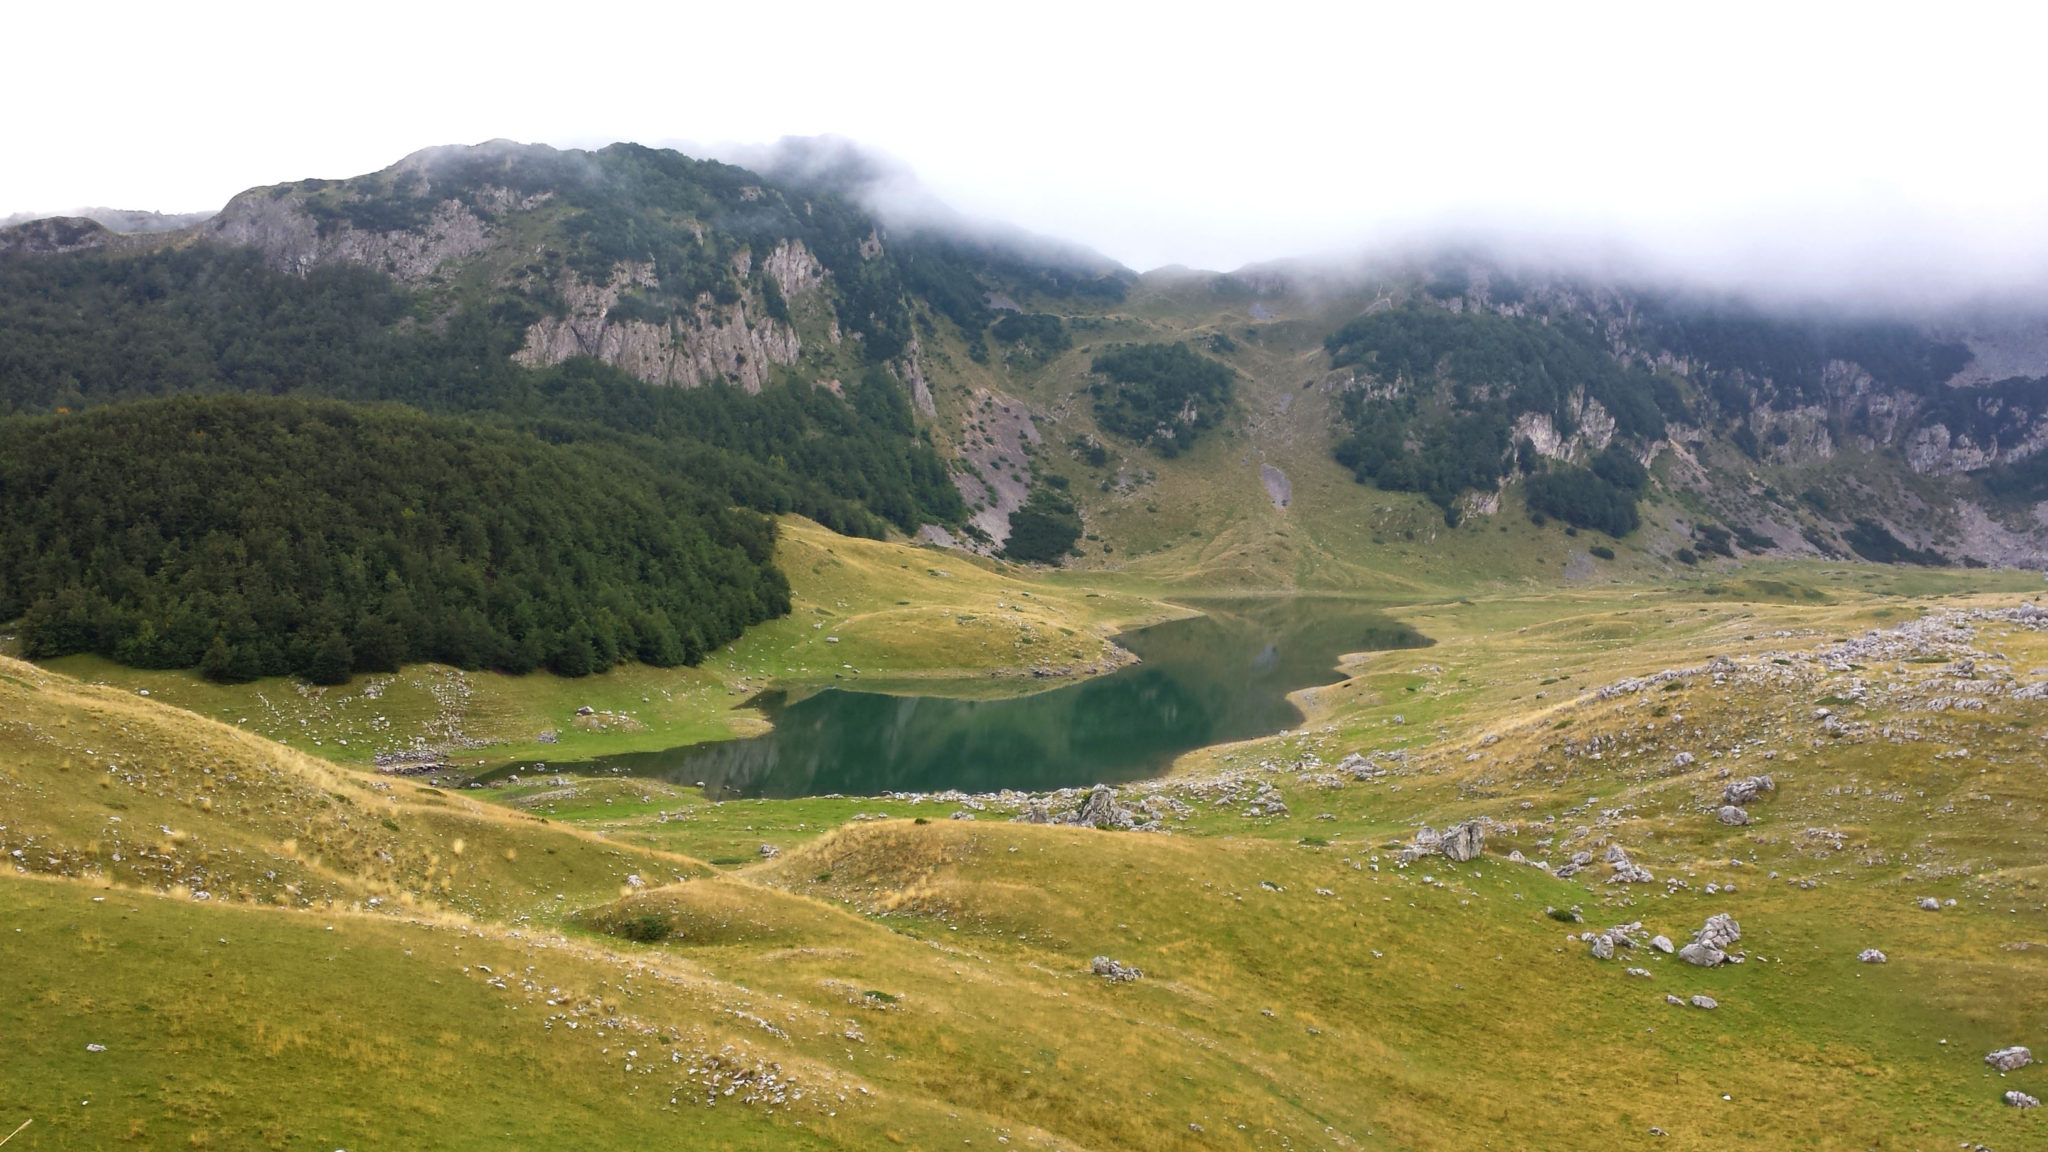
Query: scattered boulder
1919,897,1942,911
1609,859,1656,885
1627,967,1652,978
1987,1046,2034,1072
1665,994,1686,1007
1723,775,1775,806
1556,850,1595,879
1717,805,1750,826
1857,948,1887,964
1440,821,1486,862
1651,934,1674,954
2007,1090,2041,1109
1698,913,1741,950
1690,994,1719,1010
1604,845,1631,864
1673,751,1695,768
536,729,560,744
949,810,976,820
1091,956,1142,983
758,843,779,859
1031,786,1141,830
575,705,595,716
1680,913,1741,967
1590,935,1615,960
1678,942,1723,967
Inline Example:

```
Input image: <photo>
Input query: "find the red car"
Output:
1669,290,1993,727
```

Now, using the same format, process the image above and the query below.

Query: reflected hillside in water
539,598,1428,798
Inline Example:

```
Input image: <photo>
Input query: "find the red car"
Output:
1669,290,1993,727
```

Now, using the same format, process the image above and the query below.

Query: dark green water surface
502,598,1428,798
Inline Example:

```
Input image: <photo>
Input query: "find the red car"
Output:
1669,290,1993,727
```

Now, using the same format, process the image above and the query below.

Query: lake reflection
534,598,1427,798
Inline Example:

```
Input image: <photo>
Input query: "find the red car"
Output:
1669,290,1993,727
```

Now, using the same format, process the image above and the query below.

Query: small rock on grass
1690,995,1719,1010
1858,948,1887,964
1918,897,1941,911
2007,1090,2041,1109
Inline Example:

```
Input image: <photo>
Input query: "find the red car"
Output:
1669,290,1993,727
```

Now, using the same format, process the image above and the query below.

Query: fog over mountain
9,3,2048,311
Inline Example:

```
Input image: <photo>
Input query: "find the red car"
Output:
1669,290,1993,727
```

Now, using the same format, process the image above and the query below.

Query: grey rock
1440,820,1486,862
1858,948,1887,964
1987,1046,2034,1071
1717,805,1751,826
1651,934,1674,954
1604,844,1631,864
1627,967,1652,978
1918,897,1941,911
1012,803,1052,824
758,843,779,858
1697,913,1742,951
1673,751,1695,768
1060,786,1136,830
1678,942,1727,968
1665,994,1686,1006
1590,934,1615,960
1609,862,1656,884
2007,1090,2041,1109
575,705,595,716
1689,994,1719,1010
1723,775,1776,806
1091,956,1142,983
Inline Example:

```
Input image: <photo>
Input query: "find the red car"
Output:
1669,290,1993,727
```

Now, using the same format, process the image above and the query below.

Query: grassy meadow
8,547,2048,1149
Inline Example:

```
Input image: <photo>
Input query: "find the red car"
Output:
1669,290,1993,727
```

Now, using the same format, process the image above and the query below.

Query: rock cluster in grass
1723,775,1776,806
2006,1090,2040,1109
1679,913,1741,967
1604,845,1655,884
1091,956,1142,982
1397,820,1486,863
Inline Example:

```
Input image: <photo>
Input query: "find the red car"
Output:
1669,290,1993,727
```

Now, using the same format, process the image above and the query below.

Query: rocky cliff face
512,263,802,393
207,190,500,283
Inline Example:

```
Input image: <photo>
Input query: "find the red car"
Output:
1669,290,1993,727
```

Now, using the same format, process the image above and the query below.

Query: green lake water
507,598,1428,798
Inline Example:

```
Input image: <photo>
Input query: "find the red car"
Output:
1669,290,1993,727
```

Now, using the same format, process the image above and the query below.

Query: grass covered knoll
3,395,789,683
0,653,707,921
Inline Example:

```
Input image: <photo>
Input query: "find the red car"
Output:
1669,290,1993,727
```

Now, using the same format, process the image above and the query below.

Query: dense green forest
1089,343,1234,457
1523,447,1649,537
0,243,963,538
1328,305,1679,526
1001,481,1083,564
0,397,792,682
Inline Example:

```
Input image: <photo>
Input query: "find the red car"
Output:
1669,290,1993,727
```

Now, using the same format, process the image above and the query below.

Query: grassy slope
9,564,2048,1149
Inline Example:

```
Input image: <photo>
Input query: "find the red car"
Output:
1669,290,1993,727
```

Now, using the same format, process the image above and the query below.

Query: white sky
8,0,2048,298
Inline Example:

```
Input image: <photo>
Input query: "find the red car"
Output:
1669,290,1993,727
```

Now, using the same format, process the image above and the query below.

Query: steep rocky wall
207,191,500,283
512,263,802,393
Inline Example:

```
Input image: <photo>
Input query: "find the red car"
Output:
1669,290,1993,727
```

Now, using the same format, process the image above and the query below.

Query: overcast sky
8,1,2047,300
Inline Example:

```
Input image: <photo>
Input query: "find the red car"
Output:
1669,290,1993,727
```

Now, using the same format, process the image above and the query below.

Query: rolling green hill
7,568,2048,1150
